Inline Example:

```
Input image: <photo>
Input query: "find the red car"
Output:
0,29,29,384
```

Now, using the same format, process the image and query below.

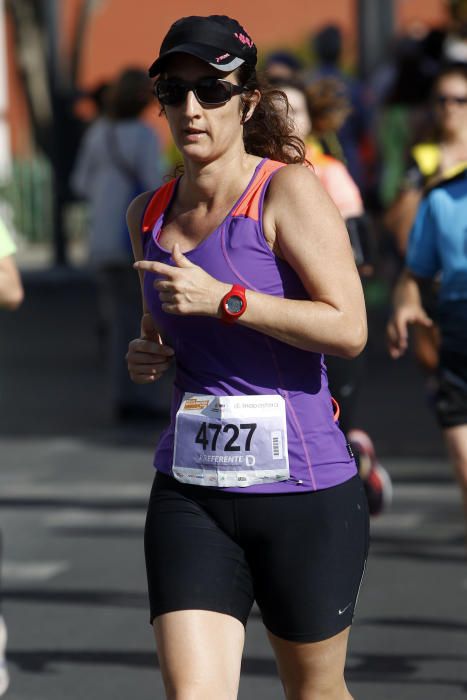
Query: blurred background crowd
0,0,466,423
1,0,466,265
0,0,466,429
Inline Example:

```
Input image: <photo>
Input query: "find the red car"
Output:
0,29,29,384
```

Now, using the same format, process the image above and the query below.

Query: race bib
172,393,289,487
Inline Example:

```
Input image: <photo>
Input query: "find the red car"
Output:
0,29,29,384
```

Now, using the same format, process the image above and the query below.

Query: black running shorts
144,471,369,643
435,350,467,428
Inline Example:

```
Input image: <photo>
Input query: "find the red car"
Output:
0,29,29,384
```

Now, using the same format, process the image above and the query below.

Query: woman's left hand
134,243,229,317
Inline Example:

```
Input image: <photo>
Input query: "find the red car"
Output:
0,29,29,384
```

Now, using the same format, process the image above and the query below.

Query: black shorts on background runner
144,471,369,643
435,349,467,428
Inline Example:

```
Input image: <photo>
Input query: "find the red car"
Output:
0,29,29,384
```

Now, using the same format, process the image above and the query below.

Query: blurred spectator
444,0,467,63
376,0,467,210
71,67,166,420
264,50,303,81
0,217,24,697
277,78,363,220
377,36,443,210
385,63,467,254
88,81,112,117
303,24,372,191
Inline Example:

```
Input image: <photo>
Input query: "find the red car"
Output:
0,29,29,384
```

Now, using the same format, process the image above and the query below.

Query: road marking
393,483,461,504
370,512,423,531
0,482,149,502
46,510,145,528
3,561,69,583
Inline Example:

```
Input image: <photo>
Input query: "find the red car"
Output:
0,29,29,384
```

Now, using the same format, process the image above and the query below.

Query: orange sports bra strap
331,397,340,423
231,159,286,221
141,179,177,234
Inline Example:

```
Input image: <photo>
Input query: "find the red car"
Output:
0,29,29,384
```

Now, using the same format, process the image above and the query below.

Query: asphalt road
0,270,466,699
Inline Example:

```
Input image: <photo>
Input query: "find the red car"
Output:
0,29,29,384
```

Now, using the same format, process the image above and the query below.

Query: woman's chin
178,144,216,164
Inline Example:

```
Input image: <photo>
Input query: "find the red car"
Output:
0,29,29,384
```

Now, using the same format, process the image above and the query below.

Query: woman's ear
240,90,261,124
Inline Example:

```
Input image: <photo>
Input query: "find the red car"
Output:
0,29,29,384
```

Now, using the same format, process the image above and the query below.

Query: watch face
226,295,244,314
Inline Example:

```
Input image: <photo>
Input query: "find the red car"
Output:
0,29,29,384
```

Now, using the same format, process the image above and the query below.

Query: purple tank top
141,158,357,493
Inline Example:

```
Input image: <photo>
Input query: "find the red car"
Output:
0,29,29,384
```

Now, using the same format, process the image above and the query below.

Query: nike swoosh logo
338,602,352,615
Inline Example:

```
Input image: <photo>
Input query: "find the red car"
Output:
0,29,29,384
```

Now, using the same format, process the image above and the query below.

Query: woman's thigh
144,472,255,625
241,475,369,643
154,609,245,700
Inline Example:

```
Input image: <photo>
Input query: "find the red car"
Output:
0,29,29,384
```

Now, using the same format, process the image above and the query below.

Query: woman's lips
183,128,206,141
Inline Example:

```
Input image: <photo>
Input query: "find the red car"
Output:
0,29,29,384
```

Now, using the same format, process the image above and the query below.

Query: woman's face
281,86,311,140
435,74,467,136
160,54,248,164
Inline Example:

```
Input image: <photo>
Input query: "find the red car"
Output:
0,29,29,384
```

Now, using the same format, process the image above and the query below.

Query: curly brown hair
303,78,352,135
237,65,306,164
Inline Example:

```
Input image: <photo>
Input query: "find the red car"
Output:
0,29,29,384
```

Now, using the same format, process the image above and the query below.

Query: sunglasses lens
155,79,239,106
196,80,231,104
156,81,186,105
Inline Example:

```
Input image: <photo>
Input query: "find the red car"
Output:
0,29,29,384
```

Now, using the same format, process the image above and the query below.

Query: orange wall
79,0,355,88
8,0,451,153
77,0,449,89
396,0,447,30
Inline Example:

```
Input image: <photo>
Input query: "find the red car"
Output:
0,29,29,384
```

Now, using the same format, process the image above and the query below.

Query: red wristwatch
220,284,247,324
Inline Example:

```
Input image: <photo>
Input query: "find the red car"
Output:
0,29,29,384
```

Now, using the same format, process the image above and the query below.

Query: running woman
384,63,467,375
126,15,369,700
387,164,467,542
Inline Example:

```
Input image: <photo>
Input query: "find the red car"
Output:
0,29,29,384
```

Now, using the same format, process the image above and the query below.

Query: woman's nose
182,89,201,116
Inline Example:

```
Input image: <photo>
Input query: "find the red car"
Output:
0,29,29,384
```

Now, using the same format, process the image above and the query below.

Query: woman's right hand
126,313,175,384
386,304,433,360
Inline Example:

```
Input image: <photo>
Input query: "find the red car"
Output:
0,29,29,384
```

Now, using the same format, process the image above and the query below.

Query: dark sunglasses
435,94,467,107
154,77,246,106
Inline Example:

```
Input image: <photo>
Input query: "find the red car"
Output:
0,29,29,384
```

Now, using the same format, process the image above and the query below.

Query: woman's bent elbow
340,320,367,358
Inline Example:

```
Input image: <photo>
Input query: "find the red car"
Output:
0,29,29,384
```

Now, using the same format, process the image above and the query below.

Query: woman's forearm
392,269,423,309
236,290,367,358
0,258,24,310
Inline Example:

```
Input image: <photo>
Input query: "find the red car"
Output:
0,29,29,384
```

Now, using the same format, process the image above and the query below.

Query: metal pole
357,0,395,79
43,0,67,266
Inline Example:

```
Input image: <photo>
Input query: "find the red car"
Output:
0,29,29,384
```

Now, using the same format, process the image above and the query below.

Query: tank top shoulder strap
231,159,286,222
141,179,178,234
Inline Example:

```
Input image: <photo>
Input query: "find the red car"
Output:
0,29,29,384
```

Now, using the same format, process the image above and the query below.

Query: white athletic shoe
0,615,9,697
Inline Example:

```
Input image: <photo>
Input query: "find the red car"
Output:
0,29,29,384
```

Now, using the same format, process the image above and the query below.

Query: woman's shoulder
266,161,321,200
126,191,155,231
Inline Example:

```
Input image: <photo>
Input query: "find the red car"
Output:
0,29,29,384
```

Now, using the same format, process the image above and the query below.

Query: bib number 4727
195,422,257,452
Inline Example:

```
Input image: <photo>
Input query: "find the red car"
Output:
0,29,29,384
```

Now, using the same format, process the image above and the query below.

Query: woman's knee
282,677,353,700
270,627,352,700
165,683,236,700
154,610,243,700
